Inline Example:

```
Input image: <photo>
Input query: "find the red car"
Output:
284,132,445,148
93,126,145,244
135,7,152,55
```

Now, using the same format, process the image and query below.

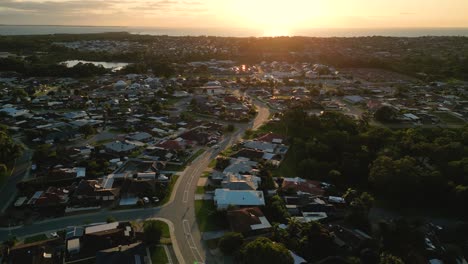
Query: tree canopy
238,237,293,264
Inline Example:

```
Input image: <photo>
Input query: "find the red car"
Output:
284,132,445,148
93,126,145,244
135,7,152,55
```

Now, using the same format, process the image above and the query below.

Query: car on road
142,197,150,204
152,196,160,203
212,144,220,149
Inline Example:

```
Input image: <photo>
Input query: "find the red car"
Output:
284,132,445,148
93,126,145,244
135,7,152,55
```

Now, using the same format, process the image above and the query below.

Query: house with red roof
281,177,325,196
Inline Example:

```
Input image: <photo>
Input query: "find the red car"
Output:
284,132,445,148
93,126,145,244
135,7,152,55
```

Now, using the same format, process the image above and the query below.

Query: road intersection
0,99,271,264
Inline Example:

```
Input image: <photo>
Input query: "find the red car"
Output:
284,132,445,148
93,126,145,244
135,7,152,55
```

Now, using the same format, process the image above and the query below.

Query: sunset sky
1,0,468,34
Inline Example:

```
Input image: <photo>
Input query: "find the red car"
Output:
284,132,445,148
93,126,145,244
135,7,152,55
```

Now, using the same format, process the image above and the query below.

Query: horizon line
1,24,468,30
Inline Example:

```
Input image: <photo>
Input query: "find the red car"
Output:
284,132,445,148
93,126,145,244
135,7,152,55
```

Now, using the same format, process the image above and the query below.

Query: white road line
183,219,204,263
183,191,188,203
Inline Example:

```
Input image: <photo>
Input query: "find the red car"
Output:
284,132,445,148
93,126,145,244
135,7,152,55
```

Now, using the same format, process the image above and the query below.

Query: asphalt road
0,100,271,264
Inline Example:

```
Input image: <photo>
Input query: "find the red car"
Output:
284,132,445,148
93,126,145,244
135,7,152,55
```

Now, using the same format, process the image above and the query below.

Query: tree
239,237,293,264
79,124,97,137
0,131,22,165
369,156,423,201
0,164,7,177
106,216,116,223
215,156,230,170
218,232,244,255
379,252,404,264
264,195,290,224
374,106,398,123
346,192,374,229
226,124,235,132
143,220,163,244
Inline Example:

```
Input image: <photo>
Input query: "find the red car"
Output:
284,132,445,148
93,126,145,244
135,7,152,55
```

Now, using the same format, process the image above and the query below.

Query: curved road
0,99,271,264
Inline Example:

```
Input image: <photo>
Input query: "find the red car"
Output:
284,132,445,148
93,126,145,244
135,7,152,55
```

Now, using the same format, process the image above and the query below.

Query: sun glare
225,0,323,35
262,28,290,37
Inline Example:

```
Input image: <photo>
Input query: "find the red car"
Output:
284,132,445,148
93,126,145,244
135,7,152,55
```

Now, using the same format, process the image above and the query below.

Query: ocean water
1,25,468,37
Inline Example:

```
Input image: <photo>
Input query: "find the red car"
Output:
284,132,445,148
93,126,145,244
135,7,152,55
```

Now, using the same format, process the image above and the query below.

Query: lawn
149,245,168,264
243,122,287,140
208,159,217,168
186,148,206,163
24,234,48,244
195,185,215,194
196,186,205,194
433,112,465,124
161,175,179,205
194,200,228,232
151,220,170,239
201,171,211,178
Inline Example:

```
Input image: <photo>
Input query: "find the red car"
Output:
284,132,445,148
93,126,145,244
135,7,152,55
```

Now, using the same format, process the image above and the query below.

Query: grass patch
201,171,211,178
196,186,205,194
186,148,206,163
208,159,217,168
243,122,287,140
195,200,228,232
220,147,235,157
146,220,171,239
161,175,179,205
93,138,114,146
149,245,168,264
196,185,216,194
24,234,48,244
432,112,465,124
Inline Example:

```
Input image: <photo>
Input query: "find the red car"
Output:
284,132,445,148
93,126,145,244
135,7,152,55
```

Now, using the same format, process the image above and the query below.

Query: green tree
79,124,97,137
264,195,290,224
143,220,163,244
226,124,235,132
239,237,293,264
374,106,398,123
379,252,404,264
0,131,23,165
218,232,244,256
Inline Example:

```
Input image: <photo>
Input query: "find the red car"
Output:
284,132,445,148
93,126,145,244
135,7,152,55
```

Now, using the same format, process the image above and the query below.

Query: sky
1,0,468,34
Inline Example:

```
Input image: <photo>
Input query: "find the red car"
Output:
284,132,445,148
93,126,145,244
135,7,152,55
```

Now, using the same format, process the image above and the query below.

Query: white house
214,189,265,210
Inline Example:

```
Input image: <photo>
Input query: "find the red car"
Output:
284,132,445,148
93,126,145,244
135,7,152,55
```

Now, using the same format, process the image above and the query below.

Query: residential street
0,100,271,264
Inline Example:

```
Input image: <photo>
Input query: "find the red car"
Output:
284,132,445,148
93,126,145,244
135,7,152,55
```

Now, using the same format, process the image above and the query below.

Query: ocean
1,25,468,37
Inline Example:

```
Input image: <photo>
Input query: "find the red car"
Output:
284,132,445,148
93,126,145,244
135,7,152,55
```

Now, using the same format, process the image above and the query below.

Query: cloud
0,0,210,24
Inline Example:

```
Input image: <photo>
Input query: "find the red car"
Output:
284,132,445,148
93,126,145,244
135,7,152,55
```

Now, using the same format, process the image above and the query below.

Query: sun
224,0,323,35
262,28,291,37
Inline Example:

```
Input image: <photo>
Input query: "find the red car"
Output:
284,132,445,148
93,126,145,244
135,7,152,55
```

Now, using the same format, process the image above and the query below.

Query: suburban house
7,238,63,264
73,179,120,203
126,132,153,143
221,173,261,191
214,188,265,210
223,157,258,175
67,222,136,258
227,207,272,236
281,177,325,196
95,242,147,264
104,140,139,155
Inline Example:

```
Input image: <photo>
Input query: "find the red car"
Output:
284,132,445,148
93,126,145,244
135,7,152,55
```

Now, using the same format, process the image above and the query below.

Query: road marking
183,160,203,204
183,219,204,263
